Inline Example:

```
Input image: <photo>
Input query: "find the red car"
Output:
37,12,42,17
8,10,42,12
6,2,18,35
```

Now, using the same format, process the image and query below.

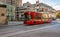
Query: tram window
28,15,32,20
42,14,48,19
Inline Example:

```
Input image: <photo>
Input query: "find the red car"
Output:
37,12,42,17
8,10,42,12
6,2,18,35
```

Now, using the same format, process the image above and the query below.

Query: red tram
24,12,52,25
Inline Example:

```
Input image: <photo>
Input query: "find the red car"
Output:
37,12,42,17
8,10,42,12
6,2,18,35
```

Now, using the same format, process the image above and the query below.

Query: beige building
0,3,7,25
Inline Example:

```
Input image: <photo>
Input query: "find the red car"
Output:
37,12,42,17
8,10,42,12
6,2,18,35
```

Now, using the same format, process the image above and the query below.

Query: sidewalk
0,21,24,26
8,21,24,26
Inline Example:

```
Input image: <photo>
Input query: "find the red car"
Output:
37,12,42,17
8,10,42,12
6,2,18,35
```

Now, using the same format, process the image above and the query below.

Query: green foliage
57,12,60,18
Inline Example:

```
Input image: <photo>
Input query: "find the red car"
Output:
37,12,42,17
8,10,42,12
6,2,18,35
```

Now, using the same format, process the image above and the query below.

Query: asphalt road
0,20,60,37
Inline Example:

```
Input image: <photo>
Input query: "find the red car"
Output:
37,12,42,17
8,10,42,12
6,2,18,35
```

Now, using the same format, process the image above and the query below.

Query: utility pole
11,0,13,21
11,0,12,12
11,0,12,5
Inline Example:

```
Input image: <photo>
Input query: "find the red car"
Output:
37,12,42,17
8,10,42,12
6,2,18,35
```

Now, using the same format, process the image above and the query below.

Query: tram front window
25,15,32,20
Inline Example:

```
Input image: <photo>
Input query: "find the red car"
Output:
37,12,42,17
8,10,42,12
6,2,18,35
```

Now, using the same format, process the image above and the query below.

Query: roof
23,2,55,10
0,2,6,7
0,2,4,4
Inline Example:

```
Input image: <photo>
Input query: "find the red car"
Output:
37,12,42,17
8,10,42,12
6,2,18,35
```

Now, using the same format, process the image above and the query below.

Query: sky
22,0,60,10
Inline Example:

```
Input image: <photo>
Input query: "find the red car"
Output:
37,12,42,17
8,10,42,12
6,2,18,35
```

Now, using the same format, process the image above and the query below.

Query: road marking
1,24,59,37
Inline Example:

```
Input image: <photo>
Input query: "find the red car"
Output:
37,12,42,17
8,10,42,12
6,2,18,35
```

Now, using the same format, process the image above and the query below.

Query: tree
56,11,60,18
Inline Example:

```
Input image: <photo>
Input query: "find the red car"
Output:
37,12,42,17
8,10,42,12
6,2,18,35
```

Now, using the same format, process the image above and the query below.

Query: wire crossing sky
23,0,60,10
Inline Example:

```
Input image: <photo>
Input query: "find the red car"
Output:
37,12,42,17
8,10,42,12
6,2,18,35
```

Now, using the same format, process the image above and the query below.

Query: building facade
23,1,56,12
0,0,22,21
0,0,22,7
0,0,56,21
7,4,16,21
16,1,56,21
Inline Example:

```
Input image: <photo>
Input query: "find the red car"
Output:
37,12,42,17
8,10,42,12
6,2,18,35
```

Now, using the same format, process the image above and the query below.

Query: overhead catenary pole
11,0,12,5
11,0,13,21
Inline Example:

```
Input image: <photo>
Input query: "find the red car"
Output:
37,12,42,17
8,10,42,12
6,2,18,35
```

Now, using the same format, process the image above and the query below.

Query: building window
1,13,5,16
36,9,40,12
27,6,30,7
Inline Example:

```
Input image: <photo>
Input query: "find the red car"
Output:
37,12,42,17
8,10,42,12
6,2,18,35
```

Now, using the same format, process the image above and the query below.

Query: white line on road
0,24,59,37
